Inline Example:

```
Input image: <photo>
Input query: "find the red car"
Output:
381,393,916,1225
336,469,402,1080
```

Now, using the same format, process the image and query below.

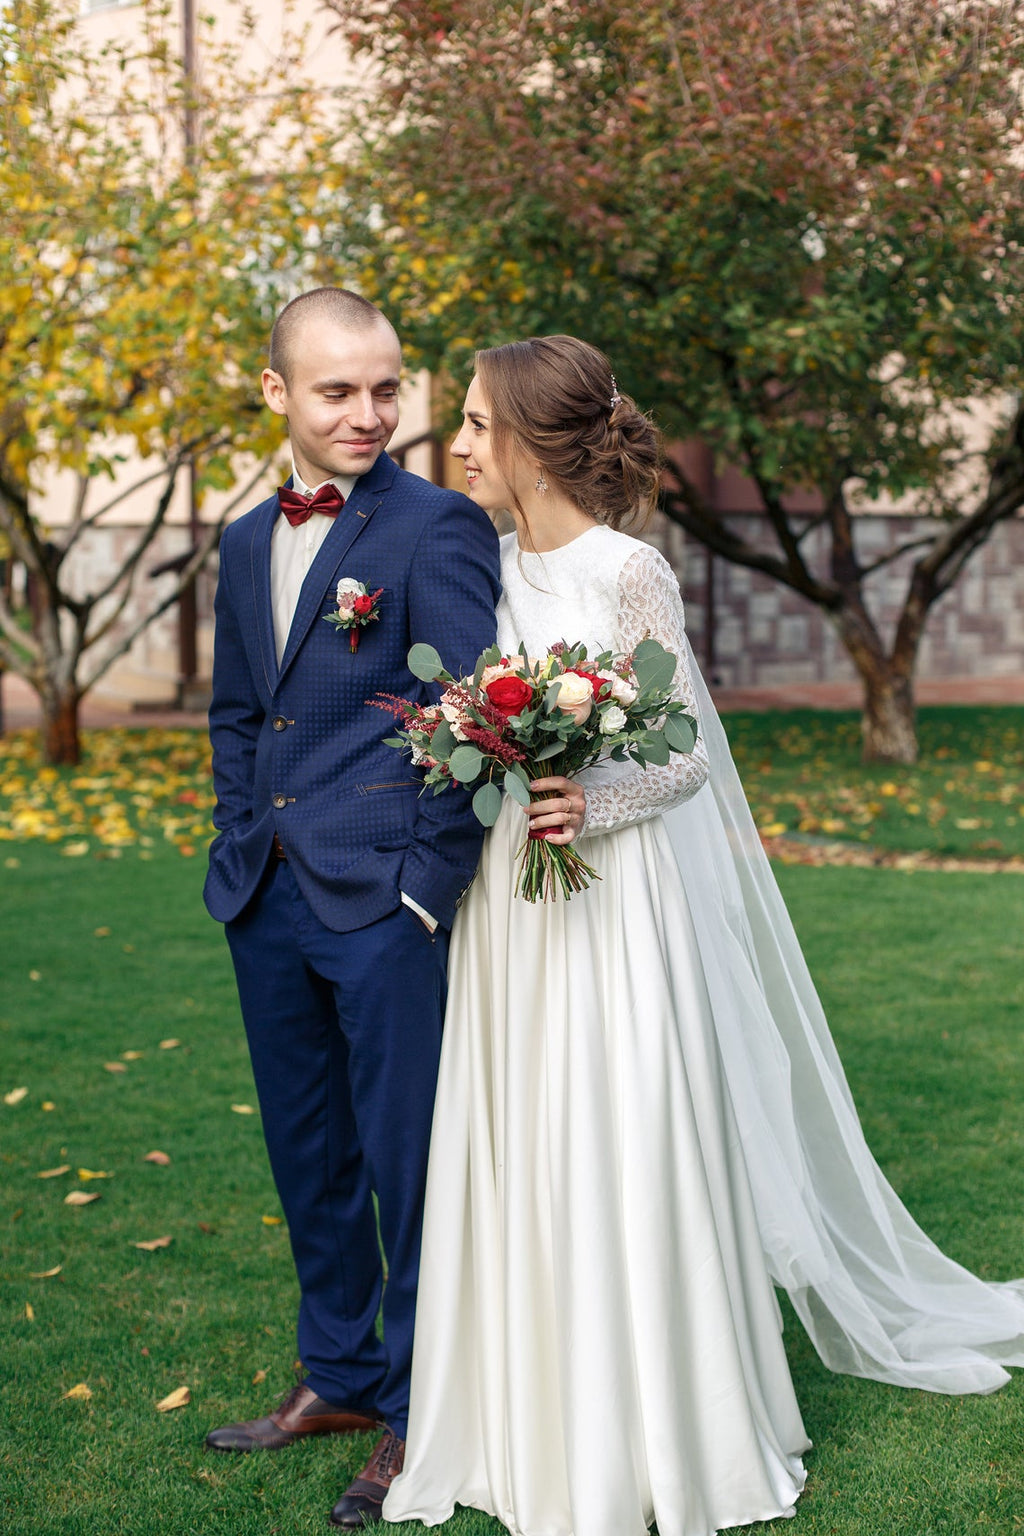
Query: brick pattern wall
646,511,1024,688
53,510,1024,705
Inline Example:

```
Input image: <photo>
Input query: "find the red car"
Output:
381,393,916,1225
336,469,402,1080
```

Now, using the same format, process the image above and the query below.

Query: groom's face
262,316,402,485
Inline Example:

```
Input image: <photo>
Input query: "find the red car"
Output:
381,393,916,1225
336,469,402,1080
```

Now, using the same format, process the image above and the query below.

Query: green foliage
0,0,348,757
323,0,1024,760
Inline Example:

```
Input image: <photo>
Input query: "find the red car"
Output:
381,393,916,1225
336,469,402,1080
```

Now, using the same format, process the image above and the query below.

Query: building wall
647,511,1024,688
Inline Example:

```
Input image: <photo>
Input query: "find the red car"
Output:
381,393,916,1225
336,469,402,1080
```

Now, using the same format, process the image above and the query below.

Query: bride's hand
526,775,586,845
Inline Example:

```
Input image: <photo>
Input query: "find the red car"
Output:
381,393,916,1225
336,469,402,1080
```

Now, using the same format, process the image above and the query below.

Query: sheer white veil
665,638,1024,1394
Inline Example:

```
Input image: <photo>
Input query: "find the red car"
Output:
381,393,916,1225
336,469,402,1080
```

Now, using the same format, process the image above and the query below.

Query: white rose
547,672,594,725
479,663,520,687
335,576,364,613
598,670,638,706
440,699,469,740
599,704,628,734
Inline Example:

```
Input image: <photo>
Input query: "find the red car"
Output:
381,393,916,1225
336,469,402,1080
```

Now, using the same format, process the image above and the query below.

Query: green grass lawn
2,723,1024,1534
727,705,1024,859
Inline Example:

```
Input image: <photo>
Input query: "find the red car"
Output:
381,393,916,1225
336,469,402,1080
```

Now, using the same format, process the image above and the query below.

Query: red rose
353,594,374,616
484,674,534,718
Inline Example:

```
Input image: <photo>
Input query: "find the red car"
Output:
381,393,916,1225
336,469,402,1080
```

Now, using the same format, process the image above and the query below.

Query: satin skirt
385,800,809,1536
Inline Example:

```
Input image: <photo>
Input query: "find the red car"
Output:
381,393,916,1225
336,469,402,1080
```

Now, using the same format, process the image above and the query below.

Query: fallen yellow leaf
252,1368,267,1385
261,1215,283,1226
143,1150,172,1166
155,1386,191,1412
29,1265,62,1279
37,1165,71,1179
41,1102,56,1112
4,1087,29,1106
231,1103,256,1115
64,1190,101,1206
103,1062,128,1074
159,1039,181,1050
78,1168,113,1181
25,1302,35,1321
133,1235,173,1251
29,970,42,980
63,1383,93,1401
94,926,111,937
758,822,787,838
121,1050,144,1061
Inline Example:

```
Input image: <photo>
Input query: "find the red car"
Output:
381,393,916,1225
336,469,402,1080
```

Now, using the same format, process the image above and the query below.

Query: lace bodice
496,526,709,835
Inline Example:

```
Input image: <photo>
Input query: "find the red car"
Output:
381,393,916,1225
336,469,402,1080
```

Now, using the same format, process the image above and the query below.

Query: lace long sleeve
581,546,709,837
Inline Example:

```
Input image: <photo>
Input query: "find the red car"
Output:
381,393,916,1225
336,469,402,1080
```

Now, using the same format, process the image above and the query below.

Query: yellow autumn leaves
0,728,213,855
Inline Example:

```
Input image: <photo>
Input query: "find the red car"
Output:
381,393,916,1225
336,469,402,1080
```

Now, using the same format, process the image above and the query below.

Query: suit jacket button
272,793,287,809
272,715,289,732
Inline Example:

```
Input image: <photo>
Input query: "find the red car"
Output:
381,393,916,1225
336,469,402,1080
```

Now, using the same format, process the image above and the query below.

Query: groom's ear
262,368,288,417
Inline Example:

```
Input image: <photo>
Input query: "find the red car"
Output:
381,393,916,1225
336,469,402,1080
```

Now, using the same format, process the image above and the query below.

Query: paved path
3,668,1024,735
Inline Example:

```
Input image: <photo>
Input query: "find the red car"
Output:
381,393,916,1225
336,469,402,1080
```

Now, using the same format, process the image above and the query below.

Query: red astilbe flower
368,692,424,724
459,722,527,766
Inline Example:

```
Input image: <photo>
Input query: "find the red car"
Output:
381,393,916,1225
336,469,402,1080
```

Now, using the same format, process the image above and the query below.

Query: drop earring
535,471,549,494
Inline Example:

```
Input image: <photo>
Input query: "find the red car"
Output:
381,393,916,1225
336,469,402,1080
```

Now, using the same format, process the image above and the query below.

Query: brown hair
269,288,397,383
474,336,661,529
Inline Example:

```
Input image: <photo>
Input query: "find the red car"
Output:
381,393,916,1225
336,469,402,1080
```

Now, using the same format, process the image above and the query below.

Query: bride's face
451,375,524,513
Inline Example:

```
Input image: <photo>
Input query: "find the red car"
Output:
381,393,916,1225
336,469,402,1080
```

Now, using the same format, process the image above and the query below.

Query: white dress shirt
270,466,437,933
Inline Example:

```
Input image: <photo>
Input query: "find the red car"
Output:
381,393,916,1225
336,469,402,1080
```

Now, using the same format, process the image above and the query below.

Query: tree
0,0,344,763
323,0,1024,761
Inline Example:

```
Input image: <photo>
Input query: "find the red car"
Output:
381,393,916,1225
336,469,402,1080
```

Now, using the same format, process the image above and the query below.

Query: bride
382,336,1024,1536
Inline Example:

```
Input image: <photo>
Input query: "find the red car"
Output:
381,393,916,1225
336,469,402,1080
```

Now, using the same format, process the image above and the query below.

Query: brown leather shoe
205,1382,379,1453
329,1430,405,1527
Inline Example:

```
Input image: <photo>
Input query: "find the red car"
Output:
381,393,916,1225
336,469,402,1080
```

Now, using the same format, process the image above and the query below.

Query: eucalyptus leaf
640,730,672,766
641,730,672,766
472,781,503,826
633,643,677,693
534,740,565,762
431,720,456,757
664,713,697,754
503,767,531,805
448,744,484,782
407,643,444,682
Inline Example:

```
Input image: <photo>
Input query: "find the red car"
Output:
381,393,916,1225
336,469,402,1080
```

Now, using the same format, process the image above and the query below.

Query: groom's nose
347,389,385,429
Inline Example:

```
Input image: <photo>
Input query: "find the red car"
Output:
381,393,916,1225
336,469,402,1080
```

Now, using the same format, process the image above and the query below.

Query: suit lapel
277,454,398,683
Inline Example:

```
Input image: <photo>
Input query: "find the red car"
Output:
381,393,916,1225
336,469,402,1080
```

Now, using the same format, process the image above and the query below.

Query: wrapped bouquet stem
372,639,698,902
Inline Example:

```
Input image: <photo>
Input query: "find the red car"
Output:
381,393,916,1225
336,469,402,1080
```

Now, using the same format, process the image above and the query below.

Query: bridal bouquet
373,638,698,902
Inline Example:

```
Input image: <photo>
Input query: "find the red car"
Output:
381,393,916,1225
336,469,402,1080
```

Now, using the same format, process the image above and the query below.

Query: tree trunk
832,600,920,764
856,659,917,764
42,689,82,766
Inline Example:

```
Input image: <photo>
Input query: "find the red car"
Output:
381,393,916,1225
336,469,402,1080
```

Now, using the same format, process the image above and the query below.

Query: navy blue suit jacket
203,452,501,932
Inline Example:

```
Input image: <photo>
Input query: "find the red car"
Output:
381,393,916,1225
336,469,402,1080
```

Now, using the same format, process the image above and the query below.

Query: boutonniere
325,578,384,653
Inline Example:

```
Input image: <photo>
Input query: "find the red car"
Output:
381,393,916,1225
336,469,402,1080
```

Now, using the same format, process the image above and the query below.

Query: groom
203,287,500,1526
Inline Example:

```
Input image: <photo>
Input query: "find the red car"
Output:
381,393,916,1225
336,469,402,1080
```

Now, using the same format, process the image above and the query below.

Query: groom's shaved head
269,288,398,384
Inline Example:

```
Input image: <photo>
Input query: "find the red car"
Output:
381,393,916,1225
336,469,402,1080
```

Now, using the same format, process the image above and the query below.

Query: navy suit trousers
225,856,449,1439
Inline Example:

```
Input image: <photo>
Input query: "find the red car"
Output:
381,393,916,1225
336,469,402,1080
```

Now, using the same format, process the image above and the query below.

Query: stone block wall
646,511,1024,688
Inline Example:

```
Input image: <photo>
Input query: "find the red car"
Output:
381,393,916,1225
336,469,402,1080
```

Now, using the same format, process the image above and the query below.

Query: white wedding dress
384,526,1024,1536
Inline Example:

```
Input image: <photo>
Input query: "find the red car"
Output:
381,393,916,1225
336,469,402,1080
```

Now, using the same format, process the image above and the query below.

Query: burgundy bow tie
278,483,345,526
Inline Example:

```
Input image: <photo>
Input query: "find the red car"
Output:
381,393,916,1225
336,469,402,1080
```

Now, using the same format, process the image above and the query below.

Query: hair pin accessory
609,375,622,408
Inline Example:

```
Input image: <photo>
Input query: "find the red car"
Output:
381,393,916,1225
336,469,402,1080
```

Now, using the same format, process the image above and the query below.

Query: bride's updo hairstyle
474,336,661,529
